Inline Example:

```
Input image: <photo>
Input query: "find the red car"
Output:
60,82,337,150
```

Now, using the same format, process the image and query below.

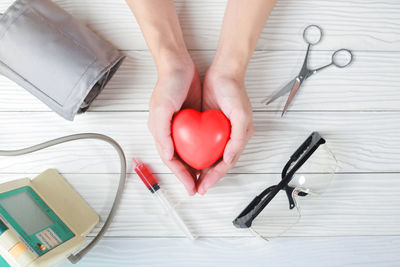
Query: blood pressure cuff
0,0,125,120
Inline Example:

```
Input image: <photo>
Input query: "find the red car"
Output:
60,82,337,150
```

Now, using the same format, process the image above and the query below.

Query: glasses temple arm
282,158,297,209
252,173,296,221
281,132,326,209
233,185,277,228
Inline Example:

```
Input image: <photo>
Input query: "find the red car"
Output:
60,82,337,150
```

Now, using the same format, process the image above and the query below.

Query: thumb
223,112,253,164
148,107,175,161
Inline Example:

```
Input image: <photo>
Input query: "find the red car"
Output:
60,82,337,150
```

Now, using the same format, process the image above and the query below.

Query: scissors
263,25,353,117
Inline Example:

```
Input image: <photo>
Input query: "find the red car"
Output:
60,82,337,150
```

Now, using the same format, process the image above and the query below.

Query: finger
155,142,197,195
148,107,175,161
166,157,197,196
197,160,232,195
182,68,202,111
223,113,254,164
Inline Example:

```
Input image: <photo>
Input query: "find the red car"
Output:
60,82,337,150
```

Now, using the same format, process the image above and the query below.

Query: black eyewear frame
233,132,326,228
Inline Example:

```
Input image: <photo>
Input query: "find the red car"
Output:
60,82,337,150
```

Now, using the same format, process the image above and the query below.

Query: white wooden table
1,0,400,266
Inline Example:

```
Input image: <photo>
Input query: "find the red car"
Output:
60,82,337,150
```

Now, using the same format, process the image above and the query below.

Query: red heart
172,109,231,170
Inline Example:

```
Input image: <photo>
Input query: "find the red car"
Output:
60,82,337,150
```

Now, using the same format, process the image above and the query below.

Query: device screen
0,191,54,235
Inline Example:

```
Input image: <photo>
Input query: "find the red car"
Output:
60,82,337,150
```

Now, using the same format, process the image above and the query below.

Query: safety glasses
233,132,338,238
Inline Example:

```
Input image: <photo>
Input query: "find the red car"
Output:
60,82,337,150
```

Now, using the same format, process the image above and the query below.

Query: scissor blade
281,78,301,117
262,78,297,105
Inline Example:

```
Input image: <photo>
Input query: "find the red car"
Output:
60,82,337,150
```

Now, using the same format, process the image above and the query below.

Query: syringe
133,158,195,239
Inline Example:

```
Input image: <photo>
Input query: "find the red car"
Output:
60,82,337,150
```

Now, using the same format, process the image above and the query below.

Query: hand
148,59,201,195
197,67,254,195
192,0,275,196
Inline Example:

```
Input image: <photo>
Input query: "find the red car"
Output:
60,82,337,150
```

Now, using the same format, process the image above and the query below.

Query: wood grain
1,51,399,112
0,0,399,265
59,236,400,267
0,171,399,237
1,112,399,174
1,0,398,51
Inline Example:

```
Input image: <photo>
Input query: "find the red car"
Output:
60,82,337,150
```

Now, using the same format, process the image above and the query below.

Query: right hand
197,67,254,195
148,59,201,195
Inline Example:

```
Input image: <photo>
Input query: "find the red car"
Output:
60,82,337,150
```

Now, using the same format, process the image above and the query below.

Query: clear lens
250,144,338,239
289,144,338,195
250,190,300,238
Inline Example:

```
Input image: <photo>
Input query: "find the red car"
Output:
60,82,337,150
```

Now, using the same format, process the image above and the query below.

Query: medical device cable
0,133,127,264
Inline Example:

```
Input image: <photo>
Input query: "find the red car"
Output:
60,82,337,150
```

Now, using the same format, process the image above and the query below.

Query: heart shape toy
172,109,231,170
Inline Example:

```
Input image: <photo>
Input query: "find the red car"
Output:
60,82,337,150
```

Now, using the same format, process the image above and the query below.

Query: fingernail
198,185,206,195
197,186,204,195
188,185,197,196
163,149,172,160
225,152,235,164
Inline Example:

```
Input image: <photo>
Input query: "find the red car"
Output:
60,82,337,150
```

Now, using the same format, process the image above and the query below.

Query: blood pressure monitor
0,133,127,266
0,169,99,267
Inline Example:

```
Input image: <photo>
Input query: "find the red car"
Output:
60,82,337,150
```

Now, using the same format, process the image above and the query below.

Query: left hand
148,61,202,196
197,67,254,195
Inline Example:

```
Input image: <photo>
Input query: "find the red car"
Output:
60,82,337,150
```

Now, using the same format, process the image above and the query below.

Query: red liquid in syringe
133,158,160,193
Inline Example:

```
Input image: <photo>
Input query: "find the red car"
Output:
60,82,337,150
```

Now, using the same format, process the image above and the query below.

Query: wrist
156,49,194,76
211,47,251,81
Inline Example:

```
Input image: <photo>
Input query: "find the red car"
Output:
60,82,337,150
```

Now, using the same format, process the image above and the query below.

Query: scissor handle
303,25,323,45
331,49,353,68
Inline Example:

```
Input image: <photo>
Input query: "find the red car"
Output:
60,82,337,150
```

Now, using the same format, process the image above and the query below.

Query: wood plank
60,236,400,267
1,112,400,174
1,172,399,237
1,0,398,51
0,50,399,112
0,0,398,264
